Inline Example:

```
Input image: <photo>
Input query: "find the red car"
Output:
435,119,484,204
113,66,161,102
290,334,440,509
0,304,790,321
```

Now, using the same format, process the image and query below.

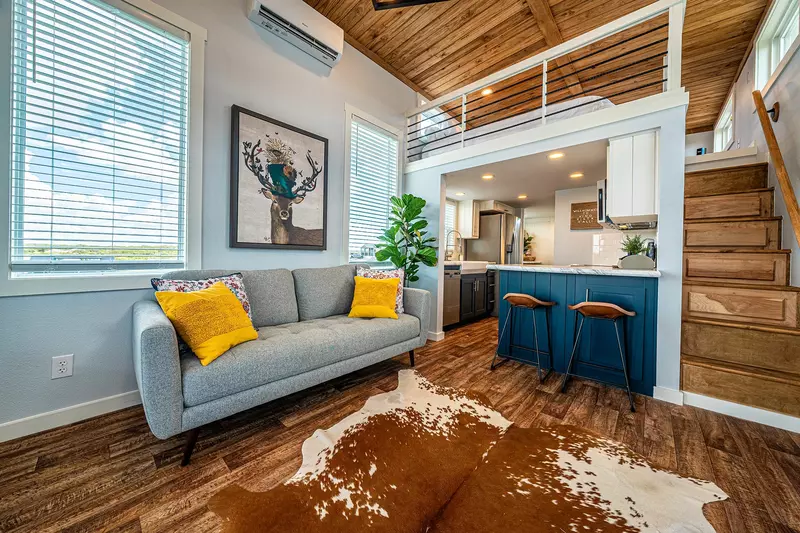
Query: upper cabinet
457,199,481,239
607,130,659,224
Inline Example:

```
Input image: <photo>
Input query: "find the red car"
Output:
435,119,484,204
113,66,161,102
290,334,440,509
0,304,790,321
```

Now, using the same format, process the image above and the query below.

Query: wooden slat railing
753,90,800,247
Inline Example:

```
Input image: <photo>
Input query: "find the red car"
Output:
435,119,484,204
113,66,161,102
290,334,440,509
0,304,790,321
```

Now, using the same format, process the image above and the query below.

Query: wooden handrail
753,90,800,247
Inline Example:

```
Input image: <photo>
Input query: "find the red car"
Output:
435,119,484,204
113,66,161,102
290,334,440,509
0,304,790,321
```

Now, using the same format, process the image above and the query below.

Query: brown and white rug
209,370,727,532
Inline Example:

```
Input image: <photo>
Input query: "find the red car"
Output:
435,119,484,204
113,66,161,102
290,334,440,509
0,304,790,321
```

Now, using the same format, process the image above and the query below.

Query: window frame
0,0,206,297
342,104,403,266
755,0,800,94
714,93,734,152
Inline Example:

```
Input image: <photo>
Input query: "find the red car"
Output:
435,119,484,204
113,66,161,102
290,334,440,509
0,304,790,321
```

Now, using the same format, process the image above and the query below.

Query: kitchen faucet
445,229,463,261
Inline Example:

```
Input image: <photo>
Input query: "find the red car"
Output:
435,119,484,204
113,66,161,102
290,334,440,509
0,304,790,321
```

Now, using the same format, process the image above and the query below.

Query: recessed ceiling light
481,88,493,96
455,192,465,196
548,152,565,160
517,194,528,199
570,172,584,179
482,174,494,180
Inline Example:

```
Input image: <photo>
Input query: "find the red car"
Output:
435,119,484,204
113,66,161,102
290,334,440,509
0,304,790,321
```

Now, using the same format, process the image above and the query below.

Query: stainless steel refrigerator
465,213,522,265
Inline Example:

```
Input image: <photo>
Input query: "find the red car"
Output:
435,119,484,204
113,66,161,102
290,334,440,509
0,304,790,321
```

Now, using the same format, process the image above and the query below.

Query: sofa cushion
161,269,298,328
180,314,420,407
292,265,357,320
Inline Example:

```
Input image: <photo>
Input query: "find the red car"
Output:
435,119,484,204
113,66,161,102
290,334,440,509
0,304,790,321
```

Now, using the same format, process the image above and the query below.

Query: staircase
680,162,800,418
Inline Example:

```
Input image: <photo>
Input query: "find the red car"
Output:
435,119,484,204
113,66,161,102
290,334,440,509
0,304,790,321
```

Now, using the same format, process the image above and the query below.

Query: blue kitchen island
490,265,659,396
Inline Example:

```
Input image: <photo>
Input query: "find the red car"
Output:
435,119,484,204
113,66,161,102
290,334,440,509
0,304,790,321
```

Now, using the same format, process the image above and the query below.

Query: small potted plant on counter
618,234,656,270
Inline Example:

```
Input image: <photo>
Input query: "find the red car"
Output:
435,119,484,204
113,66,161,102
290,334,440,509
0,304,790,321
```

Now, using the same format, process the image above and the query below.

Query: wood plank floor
1,318,799,532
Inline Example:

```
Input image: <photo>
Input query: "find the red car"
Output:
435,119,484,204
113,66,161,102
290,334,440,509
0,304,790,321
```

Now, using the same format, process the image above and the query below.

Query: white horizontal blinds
10,0,190,273
444,200,456,246
348,116,399,260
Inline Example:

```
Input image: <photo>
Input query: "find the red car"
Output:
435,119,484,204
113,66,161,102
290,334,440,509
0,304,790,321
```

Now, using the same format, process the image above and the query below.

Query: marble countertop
487,264,661,278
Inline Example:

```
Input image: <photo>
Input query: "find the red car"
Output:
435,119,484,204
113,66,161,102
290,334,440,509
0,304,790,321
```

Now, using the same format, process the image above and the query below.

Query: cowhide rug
208,370,727,532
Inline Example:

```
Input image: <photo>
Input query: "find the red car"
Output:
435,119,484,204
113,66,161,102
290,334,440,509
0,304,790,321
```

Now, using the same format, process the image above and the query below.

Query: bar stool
561,301,637,412
491,293,556,382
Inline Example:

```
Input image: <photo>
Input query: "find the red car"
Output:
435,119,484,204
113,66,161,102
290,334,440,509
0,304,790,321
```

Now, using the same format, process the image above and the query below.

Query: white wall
554,186,616,265
523,204,555,264
685,131,714,156
0,0,416,428
728,38,800,282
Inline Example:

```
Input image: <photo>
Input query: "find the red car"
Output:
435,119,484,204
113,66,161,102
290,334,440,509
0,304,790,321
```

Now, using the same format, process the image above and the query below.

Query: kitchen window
714,94,734,152
344,106,401,263
444,199,458,245
755,0,800,91
2,0,206,296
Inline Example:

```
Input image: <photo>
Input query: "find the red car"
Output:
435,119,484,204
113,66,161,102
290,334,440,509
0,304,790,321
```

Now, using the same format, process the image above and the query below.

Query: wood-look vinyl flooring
1,318,799,532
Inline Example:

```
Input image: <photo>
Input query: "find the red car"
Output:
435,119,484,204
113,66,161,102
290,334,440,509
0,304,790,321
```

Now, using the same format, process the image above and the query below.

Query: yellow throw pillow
349,276,401,319
155,282,258,366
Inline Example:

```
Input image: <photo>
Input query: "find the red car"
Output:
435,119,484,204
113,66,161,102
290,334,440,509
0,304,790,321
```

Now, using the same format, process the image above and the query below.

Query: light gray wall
730,42,800,282
685,131,714,156
0,0,416,425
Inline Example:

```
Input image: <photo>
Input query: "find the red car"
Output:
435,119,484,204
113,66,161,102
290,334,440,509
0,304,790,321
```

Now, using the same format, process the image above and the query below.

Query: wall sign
570,202,602,230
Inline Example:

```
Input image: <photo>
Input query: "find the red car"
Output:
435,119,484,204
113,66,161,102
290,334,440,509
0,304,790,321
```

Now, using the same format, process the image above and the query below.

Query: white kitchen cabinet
457,200,480,239
606,130,659,223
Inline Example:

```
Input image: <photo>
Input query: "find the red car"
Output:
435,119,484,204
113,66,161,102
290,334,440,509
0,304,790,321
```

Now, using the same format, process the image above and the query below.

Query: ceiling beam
344,32,435,102
524,0,584,97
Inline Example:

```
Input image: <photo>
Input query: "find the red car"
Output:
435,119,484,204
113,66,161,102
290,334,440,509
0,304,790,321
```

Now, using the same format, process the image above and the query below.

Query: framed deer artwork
230,105,328,250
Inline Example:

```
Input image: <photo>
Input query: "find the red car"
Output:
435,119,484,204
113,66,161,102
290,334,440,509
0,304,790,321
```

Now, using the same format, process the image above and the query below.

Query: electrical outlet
51,354,73,379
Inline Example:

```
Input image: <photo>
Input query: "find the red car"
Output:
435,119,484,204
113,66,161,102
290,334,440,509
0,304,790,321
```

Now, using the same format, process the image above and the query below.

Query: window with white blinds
9,0,191,275
346,115,400,262
444,200,457,246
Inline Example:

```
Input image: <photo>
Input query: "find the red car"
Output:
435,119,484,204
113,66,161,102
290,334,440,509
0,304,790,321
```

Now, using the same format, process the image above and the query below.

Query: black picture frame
229,105,328,251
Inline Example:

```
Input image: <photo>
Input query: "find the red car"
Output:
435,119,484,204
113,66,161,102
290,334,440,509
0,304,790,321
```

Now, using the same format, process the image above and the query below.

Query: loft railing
404,0,686,165
753,90,800,247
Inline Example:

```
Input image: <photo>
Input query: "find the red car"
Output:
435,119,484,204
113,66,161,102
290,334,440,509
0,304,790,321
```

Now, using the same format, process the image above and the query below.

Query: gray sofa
132,265,430,464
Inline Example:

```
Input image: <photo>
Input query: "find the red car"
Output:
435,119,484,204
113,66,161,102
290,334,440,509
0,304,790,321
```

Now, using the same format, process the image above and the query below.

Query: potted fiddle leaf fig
376,194,438,284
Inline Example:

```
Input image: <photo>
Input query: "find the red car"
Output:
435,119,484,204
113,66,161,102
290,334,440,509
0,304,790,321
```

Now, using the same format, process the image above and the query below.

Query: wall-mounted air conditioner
247,0,344,68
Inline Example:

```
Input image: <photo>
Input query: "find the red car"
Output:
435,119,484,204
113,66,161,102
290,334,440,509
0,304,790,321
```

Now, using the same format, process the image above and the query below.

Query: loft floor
1,318,799,532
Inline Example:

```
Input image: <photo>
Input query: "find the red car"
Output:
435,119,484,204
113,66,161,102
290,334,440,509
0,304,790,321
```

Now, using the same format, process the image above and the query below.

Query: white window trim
0,0,206,297
342,104,403,266
713,92,734,152
755,0,800,95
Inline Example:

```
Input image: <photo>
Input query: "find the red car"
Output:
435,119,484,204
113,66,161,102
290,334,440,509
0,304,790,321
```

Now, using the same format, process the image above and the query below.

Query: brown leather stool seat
562,300,637,412
504,293,557,309
569,301,636,320
491,293,557,382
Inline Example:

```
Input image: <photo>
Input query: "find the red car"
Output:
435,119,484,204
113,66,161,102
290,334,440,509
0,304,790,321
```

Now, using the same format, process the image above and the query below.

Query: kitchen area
442,133,661,395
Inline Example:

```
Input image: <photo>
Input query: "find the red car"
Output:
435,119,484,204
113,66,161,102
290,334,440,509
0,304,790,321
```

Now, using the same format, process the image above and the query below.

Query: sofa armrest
132,300,183,439
403,287,431,346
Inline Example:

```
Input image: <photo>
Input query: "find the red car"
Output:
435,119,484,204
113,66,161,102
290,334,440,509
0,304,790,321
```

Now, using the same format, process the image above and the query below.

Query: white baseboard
0,390,142,443
653,386,684,405
684,392,800,433
427,331,445,342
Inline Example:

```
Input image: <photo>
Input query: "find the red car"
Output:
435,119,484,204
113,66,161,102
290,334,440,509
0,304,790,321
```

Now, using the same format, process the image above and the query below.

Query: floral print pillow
151,273,253,323
356,267,404,314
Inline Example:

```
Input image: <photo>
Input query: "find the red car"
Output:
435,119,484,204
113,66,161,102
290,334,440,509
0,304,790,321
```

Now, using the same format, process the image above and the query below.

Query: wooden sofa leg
181,427,200,467
409,349,415,367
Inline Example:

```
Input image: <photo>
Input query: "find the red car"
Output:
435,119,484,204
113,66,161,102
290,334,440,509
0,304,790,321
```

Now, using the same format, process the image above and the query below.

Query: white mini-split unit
248,0,344,68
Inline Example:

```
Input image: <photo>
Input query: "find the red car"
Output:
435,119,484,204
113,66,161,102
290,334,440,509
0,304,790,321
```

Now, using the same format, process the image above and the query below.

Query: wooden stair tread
682,354,800,385
684,216,782,224
683,317,800,336
683,248,792,254
682,280,800,291
684,187,774,199
684,162,768,176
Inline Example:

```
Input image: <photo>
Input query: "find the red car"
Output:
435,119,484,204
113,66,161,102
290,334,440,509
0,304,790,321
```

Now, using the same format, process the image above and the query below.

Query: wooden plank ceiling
305,0,769,133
